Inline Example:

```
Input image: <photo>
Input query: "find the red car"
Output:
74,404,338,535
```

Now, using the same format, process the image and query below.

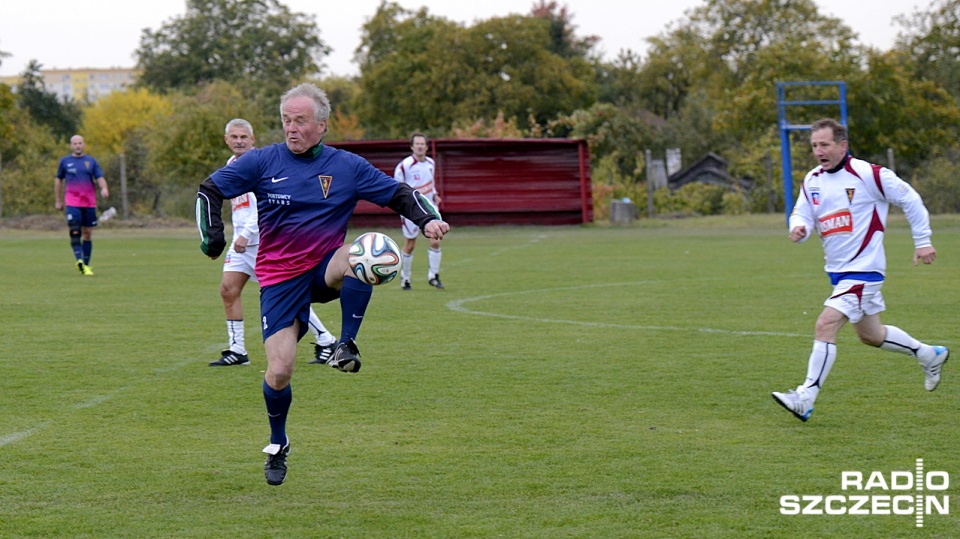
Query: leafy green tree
895,0,960,102
16,60,82,141
846,49,960,175
355,1,597,138
318,75,364,141
0,83,61,216
135,0,329,98
529,0,599,59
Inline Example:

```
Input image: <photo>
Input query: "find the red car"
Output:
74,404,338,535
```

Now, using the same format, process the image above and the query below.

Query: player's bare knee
220,282,241,301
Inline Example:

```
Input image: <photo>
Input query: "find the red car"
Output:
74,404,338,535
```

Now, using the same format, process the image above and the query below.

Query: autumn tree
144,81,273,215
81,88,174,216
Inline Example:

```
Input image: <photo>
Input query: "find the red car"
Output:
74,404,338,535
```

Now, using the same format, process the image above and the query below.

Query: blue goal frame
777,81,847,222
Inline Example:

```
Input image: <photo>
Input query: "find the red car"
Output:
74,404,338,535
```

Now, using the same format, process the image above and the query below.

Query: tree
894,0,960,102
0,83,62,216
81,88,174,216
529,0,599,59
82,88,173,154
846,49,960,176
144,81,273,215
16,60,82,141
355,2,597,138
135,0,329,97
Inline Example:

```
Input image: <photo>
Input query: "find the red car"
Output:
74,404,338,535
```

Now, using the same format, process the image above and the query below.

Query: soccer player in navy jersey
771,118,949,422
197,83,449,485
55,135,109,276
208,118,338,368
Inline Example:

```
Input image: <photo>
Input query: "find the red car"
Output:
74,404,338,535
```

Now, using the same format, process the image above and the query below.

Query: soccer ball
348,232,402,285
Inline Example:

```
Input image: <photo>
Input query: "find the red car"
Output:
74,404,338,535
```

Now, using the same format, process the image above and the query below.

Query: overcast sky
0,0,920,78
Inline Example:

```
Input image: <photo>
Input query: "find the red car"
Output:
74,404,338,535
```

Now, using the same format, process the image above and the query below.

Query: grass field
1,214,959,538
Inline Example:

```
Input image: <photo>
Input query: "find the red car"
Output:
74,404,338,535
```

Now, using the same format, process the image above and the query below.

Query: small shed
667,152,753,192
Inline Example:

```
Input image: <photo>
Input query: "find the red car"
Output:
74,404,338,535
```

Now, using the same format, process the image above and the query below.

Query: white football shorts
223,243,258,282
400,216,420,240
823,278,885,324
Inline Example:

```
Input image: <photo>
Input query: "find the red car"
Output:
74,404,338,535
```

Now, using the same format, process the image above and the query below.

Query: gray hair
280,83,331,123
224,118,254,136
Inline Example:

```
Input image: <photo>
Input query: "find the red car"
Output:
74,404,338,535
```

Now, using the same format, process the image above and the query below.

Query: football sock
82,241,92,265
263,381,291,445
881,325,935,362
802,340,836,400
227,319,246,354
428,247,441,279
308,309,336,346
339,276,373,342
401,251,413,281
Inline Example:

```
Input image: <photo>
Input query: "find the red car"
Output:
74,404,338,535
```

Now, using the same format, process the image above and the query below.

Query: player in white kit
394,133,444,290
772,118,949,421
208,119,338,366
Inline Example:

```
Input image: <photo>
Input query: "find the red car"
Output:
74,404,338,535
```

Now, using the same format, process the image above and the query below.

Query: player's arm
197,176,227,258
881,168,933,250
96,176,109,199
386,183,443,235
238,193,259,240
54,177,63,209
788,182,815,243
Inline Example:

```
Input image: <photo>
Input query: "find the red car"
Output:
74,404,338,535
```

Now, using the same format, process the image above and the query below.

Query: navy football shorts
259,248,341,342
65,206,98,227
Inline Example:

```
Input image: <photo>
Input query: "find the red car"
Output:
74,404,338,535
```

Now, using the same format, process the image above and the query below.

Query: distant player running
55,135,109,276
772,118,949,422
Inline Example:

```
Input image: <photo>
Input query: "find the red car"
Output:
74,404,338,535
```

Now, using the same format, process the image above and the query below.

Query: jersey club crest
318,175,332,198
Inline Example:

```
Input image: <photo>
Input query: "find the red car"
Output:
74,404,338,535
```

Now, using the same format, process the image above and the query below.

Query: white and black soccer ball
348,232,402,285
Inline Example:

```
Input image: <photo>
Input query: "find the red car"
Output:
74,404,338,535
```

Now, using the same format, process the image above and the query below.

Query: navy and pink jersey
211,143,399,287
56,155,103,208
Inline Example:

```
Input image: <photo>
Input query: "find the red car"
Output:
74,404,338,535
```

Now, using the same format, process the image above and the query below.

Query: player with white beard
208,118,338,367
771,118,949,421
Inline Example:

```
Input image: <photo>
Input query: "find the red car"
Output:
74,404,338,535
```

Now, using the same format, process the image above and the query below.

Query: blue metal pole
780,127,793,224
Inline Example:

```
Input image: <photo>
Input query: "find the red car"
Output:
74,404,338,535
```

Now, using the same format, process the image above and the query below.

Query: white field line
446,281,810,338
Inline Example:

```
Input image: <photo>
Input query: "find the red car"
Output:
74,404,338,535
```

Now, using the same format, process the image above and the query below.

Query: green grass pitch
1,214,959,538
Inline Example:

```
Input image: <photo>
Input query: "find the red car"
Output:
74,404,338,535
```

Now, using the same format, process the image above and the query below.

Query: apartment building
0,67,139,102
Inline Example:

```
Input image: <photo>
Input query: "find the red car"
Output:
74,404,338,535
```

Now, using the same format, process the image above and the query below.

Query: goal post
776,81,848,222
